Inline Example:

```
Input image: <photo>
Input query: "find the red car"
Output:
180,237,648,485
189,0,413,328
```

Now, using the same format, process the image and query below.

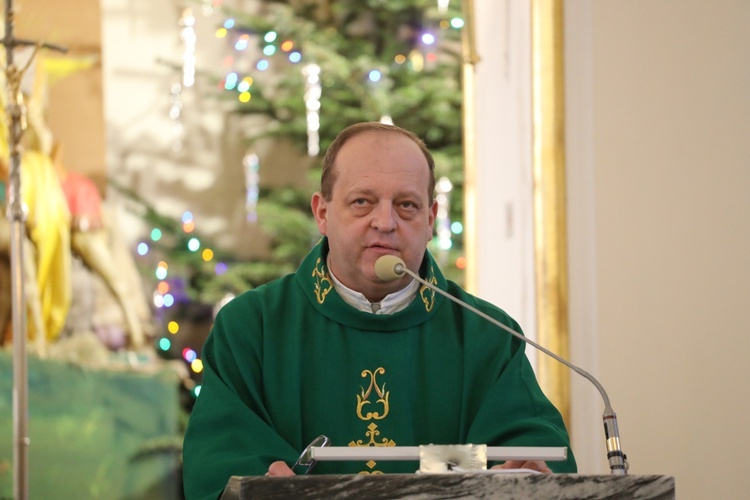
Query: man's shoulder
217,273,299,315
442,280,519,327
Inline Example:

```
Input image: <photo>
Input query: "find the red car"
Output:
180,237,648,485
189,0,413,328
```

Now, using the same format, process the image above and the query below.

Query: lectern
220,474,676,499
218,445,674,499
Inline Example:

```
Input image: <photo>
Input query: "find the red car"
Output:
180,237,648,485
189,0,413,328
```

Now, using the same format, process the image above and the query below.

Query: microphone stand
377,256,629,475
2,2,66,498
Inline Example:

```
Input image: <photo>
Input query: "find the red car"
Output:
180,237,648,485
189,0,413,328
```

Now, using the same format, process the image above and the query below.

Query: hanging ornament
435,176,454,261
169,80,184,152
243,152,260,223
302,63,321,156
179,8,197,88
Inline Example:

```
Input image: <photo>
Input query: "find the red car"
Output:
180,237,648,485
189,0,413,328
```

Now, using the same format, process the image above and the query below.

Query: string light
191,359,204,373
421,33,436,45
237,77,252,93
188,238,201,252
264,31,278,43
438,0,450,13
155,262,168,280
159,338,171,351
153,293,165,308
137,242,149,256
224,72,238,90
183,348,198,363
163,294,175,307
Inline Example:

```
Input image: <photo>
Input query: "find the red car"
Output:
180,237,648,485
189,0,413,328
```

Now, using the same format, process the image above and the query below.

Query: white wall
476,1,750,496
565,0,750,497
474,1,538,355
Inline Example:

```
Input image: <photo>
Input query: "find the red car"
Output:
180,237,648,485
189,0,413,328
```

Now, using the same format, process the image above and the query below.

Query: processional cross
1,1,66,498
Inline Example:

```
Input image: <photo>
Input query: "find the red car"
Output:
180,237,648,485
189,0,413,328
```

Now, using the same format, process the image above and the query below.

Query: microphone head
374,255,405,281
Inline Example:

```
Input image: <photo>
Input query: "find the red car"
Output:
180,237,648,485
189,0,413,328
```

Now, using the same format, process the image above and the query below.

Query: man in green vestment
183,122,576,499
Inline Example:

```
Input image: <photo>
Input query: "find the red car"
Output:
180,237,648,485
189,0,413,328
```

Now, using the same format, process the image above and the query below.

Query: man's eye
353,199,368,206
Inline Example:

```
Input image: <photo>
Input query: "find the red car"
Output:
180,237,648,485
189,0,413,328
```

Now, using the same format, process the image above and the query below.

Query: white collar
327,259,418,315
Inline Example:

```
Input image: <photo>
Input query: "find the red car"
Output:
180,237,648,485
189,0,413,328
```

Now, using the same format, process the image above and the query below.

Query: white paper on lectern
310,446,567,462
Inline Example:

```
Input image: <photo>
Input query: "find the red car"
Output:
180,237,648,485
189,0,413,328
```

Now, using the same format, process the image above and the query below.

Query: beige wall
565,0,750,497
15,0,106,188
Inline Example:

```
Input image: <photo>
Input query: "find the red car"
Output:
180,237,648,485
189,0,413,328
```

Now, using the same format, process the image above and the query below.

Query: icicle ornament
243,152,260,223
302,63,321,156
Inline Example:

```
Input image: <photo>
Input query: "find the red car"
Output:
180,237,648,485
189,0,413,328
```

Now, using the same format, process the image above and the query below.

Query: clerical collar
327,258,419,315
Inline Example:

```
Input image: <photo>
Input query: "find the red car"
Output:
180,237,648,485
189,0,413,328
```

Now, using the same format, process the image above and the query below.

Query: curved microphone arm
374,255,629,475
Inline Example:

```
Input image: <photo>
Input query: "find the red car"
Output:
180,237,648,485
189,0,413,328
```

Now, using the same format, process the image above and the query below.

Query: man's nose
371,203,397,232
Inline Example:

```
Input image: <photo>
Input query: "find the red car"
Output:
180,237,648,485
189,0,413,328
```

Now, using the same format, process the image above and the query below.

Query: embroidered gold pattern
419,266,438,312
359,461,384,475
311,257,333,304
350,367,396,474
348,422,397,447
356,368,390,420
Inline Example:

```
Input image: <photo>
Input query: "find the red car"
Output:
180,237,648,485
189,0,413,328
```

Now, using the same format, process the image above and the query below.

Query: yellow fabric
22,150,71,340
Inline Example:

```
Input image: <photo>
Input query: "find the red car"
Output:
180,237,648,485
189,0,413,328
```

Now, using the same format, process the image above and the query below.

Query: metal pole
2,2,65,497
4,1,29,496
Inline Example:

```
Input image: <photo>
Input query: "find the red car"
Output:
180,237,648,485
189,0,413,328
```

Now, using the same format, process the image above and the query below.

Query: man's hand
492,460,552,474
265,461,295,477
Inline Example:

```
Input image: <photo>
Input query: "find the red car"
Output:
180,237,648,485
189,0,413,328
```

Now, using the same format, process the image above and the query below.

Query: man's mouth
367,243,397,253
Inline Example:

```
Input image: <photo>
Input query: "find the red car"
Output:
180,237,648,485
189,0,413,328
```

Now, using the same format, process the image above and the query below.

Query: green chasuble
183,238,576,499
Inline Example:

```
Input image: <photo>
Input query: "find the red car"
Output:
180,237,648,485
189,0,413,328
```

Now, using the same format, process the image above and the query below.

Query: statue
1,48,150,354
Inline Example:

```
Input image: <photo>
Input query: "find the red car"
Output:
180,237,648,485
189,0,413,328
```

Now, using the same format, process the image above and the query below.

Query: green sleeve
466,331,578,473
182,298,299,500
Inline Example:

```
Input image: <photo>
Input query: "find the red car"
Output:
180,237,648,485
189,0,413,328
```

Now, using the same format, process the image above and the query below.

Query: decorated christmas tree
128,0,468,397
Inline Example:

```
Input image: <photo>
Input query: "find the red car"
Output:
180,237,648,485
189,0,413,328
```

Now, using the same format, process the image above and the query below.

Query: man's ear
426,199,438,240
310,192,328,235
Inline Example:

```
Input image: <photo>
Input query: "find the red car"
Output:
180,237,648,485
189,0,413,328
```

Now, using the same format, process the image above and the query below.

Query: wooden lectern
220,473,676,499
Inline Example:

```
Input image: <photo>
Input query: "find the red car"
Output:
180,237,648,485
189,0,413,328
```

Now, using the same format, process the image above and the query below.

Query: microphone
374,254,628,475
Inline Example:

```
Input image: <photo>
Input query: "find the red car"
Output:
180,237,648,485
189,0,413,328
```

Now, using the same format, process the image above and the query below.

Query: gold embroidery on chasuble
419,265,438,312
349,367,396,474
311,258,333,304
